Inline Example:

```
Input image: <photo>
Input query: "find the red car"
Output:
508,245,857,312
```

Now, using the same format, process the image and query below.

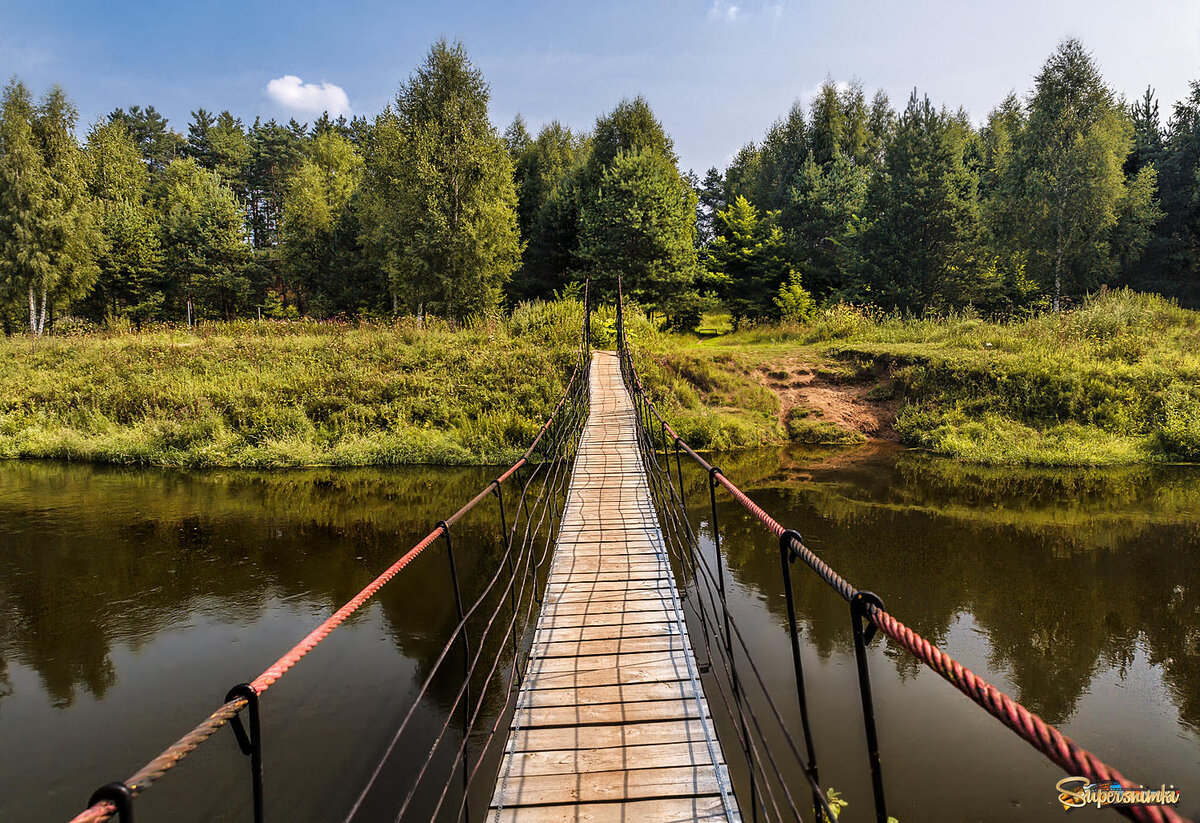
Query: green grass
0,300,586,468
6,290,1198,468
631,289,1200,466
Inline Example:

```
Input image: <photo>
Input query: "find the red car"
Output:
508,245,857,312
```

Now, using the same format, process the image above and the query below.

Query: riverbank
2,291,1196,468
0,301,584,468
630,289,1200,466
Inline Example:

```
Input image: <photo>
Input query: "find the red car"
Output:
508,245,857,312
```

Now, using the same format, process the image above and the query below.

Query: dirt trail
754,356,900,441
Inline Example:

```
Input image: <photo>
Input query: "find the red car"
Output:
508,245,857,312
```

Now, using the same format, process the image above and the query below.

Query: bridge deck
489,351,741,823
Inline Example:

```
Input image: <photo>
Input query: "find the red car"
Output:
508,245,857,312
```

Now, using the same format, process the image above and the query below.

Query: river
1,447,1197,821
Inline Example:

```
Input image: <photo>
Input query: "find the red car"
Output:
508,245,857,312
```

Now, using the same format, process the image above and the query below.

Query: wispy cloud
265,75,351,116
708,1,741,22
708,0,788,22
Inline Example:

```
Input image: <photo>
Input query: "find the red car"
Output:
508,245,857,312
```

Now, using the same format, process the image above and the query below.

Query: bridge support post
850,590,889,823
225,683,264,823
439,521,472,823
779,530,824,821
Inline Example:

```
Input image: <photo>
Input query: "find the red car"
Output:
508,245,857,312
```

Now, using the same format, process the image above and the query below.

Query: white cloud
265,75,351,117
708,1,740,21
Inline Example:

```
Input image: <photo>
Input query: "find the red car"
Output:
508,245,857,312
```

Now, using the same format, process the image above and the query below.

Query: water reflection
0,462,516,822
2,452,1199,821
686,445,1200,820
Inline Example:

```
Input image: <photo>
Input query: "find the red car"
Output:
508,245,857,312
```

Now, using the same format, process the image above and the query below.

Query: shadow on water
2,451,1200,821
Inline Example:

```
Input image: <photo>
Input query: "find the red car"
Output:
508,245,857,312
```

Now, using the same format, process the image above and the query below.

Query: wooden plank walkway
489,351,741,823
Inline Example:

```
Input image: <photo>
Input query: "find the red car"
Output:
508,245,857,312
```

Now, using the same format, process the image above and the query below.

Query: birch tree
1007,39,1132,309
0,80,98,336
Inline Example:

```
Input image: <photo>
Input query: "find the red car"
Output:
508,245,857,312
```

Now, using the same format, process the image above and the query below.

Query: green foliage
707,196,801,322
281,130,365,312
155,157,249,321
1002,38,1135,308
362,39,521,320
854,92,987,311
633,289,1200,466
0,80,100,336
577,149,702,326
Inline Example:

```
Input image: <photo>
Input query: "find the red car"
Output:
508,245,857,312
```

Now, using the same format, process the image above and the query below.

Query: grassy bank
0,300,584,467
629,290,1200,466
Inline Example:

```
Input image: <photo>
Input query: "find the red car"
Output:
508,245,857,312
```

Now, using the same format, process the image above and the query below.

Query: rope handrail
70,286,592,823
614,281,1189,823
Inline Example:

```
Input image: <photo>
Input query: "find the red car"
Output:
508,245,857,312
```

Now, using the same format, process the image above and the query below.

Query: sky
2,0,1199,173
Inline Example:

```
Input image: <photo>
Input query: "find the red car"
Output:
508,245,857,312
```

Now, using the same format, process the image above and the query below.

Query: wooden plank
505,740,721,777
492,764,732,807
532,621,681,644
535,609,675,628
490,796,732,823
507,720,715,752
523,662,690,691
523,680,698,709
531,635,687,659
517,698,707,728
526,650,692,674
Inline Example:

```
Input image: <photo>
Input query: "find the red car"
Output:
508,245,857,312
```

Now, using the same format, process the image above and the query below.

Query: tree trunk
417,301,424,330
1053,255,1063,313
28,286,37,338
187,297,193,329
39,288,48,337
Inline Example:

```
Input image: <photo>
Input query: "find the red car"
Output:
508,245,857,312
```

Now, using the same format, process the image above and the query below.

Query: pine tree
109,105,184,174
84,120,164,323
706,196,800,322
856,91,985,310
577,149,701,326
155,158,249,323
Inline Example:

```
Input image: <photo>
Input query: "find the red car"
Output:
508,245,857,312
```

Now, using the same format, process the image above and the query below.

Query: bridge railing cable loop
70,284,593,823
614,280,1189,823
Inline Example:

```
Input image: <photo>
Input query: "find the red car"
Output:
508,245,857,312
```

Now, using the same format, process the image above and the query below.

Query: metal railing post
439,521,471,823
225,683,264,823
850,591,888,823
779,530,823,821
86,782,134,823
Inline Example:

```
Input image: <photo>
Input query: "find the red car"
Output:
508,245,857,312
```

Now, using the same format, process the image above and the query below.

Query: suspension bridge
68,282,1188,823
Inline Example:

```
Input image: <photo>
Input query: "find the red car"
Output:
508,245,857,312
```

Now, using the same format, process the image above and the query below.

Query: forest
2,36,1199,337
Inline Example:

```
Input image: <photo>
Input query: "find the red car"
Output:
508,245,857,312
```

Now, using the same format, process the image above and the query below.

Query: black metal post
439,521,471,823
778,530,823,821
225,683,264,823
710,467,755,821
87,781,134,823
493,482,519,660
851,590,888,823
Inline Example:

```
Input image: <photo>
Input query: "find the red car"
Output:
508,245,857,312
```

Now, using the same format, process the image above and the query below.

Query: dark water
1,450,1198,821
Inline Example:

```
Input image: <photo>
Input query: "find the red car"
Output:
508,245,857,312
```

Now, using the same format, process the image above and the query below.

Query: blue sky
2,0,1198,173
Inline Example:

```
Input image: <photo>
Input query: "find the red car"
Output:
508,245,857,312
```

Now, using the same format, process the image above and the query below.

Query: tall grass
636,290,1200,465
0,300,586,467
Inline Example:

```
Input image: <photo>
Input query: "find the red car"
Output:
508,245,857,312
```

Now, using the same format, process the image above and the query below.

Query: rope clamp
779,529,804,564
87,782,134,823
851,591,885,644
